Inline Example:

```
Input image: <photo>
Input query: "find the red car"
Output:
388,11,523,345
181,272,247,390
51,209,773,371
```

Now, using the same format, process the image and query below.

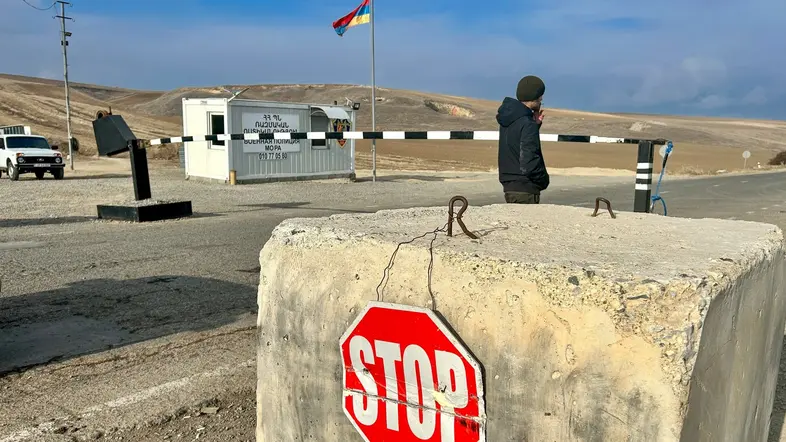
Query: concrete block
256,203,786,441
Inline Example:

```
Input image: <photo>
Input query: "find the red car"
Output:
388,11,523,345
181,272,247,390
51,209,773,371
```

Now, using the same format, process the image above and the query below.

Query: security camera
344,97,361,110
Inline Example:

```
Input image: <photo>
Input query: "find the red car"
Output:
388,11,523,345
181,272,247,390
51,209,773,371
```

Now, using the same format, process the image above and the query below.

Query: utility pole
56,1,74,170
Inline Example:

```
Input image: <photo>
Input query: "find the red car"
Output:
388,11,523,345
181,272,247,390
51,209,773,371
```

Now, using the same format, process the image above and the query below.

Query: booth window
208,112,225,148
310,112,329,149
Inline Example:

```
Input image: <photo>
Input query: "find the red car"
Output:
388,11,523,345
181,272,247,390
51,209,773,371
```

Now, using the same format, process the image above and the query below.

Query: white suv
0,134,65,180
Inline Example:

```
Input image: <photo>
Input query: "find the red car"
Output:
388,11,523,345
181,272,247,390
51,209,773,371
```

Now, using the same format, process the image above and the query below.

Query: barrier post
129,139,152,201
93,113,192,222
634,141,654,213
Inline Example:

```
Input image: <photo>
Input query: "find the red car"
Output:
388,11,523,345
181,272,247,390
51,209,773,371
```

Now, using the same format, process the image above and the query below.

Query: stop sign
340,301,486,441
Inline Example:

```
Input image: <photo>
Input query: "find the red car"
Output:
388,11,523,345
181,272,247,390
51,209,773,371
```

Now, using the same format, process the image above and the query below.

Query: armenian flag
332,0,370,37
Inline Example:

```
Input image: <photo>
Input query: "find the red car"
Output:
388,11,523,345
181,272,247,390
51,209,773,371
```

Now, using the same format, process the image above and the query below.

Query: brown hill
0,73,180,159
1,73,785,172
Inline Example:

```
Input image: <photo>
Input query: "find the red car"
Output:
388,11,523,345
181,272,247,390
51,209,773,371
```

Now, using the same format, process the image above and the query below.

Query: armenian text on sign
242,112,301,154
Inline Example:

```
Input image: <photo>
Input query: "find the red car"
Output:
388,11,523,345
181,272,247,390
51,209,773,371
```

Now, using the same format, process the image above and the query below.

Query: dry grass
671,165,718,176
769,151,786,166
1,73,785,174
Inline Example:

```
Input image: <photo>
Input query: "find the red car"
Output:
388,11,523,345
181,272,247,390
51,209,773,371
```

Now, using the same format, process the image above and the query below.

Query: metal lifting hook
591,197,616,219
447,196,479,239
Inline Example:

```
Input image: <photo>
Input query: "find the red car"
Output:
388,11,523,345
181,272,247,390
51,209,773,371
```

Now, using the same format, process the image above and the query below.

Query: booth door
185,106,228,180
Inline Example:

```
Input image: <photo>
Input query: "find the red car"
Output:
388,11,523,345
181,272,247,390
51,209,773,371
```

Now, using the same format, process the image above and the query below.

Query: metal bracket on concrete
447,196,479,239
591,197,616,219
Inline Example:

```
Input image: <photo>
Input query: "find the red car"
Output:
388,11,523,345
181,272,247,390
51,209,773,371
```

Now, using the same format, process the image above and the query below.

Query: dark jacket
496,97,549,194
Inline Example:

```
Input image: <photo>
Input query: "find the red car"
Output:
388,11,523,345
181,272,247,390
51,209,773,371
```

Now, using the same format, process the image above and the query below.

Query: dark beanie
516,75,545,102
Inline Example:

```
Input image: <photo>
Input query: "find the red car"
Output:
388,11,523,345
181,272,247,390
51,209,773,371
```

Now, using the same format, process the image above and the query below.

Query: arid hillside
1,73,785,172
0,74,180,158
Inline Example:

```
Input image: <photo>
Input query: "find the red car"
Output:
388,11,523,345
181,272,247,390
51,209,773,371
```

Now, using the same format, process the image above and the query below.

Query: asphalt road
546,170,786,225
0,169,785,441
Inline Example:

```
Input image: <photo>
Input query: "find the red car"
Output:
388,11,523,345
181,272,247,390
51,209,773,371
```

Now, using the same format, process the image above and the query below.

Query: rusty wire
375,222,448,310
375,196,480,311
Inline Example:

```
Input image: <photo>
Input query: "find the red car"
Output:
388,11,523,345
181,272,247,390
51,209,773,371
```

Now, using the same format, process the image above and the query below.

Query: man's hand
534,109,544,125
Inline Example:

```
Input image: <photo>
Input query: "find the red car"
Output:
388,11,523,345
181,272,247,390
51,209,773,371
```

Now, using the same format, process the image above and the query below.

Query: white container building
180,98,356,183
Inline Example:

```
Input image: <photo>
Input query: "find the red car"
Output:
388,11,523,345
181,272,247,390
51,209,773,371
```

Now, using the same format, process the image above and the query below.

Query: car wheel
7,161,19,181
52,168,64,180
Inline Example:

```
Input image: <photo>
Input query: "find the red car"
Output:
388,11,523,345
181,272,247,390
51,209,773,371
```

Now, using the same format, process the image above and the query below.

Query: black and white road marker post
634,141,655,213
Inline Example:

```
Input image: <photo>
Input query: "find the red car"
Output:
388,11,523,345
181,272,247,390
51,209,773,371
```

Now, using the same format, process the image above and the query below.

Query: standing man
496,75,550,204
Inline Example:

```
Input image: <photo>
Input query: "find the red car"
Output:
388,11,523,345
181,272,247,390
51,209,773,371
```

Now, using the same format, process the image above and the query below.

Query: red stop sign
340,301,486,441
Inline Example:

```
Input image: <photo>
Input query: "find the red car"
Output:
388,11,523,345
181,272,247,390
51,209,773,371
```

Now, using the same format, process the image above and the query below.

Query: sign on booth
340,302,486,441
241,111,301,155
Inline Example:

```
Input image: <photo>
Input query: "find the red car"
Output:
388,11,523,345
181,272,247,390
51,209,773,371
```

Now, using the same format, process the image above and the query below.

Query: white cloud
35,69,58,80
742,86,768,105
696,95,729,109
680,57,727,85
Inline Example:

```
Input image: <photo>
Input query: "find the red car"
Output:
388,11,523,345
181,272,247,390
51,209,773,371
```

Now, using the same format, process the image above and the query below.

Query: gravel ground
0,388,257,442
91,388,256,442
0,165,633,222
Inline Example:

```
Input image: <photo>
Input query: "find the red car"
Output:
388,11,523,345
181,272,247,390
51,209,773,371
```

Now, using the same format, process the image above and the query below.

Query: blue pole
650,141,673,215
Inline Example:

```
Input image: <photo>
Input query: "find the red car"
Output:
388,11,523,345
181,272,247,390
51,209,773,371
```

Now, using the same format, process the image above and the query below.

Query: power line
21,0,56,11
21,0,76,170
56,0,75,170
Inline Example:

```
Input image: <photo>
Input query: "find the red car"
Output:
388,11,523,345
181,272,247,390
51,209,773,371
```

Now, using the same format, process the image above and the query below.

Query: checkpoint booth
180,98,357,183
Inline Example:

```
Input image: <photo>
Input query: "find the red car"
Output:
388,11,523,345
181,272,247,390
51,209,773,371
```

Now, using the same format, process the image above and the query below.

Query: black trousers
504,191,540,204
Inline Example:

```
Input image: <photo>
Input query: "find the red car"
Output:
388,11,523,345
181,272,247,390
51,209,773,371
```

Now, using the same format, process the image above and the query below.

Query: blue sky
2,0,785,119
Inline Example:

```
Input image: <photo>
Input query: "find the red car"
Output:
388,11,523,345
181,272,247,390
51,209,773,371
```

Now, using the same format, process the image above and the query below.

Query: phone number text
258,152,289,161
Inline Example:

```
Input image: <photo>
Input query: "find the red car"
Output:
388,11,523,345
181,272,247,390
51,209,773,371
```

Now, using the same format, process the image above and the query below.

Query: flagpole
370,0,377,183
